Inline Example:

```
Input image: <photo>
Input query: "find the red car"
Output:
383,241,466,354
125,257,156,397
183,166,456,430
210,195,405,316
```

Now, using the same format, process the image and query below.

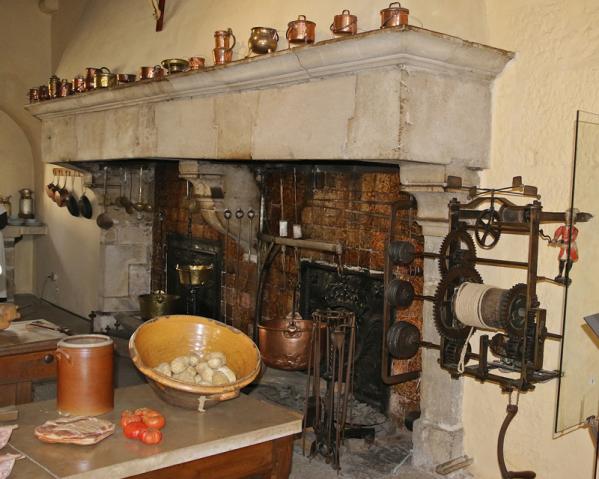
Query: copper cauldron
380,2,410,28
331,9,358,35
286,15,316,45
258,315,326,370
248,27,279,55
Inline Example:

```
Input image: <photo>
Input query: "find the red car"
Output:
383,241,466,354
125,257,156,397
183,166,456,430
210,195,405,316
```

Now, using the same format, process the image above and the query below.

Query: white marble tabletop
8,383,302,478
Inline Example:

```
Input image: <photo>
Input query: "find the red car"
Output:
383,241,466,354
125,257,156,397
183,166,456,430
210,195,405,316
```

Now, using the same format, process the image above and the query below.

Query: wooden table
8,383,302,479
0,320,64,406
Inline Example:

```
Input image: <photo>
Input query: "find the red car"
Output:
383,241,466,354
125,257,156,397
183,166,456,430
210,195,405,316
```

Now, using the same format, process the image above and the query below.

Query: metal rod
421,252,529,269
258,233,342,255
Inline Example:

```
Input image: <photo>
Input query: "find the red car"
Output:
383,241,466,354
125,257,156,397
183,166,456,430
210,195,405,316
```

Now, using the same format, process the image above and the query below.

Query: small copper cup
188,56,206,70
117,74,136,84
72,76,85,93
139,65,164,80
29,88,40,103
58,80,73,97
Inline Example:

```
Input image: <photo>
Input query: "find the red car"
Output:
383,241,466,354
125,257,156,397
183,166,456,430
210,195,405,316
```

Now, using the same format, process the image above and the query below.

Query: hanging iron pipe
258,233,342,255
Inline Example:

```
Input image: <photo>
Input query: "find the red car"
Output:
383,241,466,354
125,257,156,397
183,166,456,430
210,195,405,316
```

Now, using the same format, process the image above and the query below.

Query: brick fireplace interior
150,161,423,421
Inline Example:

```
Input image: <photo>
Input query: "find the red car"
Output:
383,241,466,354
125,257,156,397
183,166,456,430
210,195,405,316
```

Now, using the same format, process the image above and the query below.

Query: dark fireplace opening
165,233,222,319
300,262,387,414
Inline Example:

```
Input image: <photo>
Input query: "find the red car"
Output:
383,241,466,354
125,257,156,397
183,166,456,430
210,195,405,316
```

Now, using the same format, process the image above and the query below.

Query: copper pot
258,316,325,370
54,177,68,207
58,80,72,97
286,15,316,44
248,27,279,55
29,88,39,103
139,65,165,80
117,73,136,84
188,56,205,70
213,48,233,65
48,75,60,99
73,75,86,93
38,85,49,101
331,9,358,35
84,67,98,90
94,67,117,88
380,2,410,28
56,335,114,416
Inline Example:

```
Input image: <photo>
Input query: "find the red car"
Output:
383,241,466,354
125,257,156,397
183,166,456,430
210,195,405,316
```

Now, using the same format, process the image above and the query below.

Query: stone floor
13,295,436,479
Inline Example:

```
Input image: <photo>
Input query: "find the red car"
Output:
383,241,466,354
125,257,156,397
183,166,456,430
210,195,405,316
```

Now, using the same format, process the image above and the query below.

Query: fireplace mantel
27,25,512,173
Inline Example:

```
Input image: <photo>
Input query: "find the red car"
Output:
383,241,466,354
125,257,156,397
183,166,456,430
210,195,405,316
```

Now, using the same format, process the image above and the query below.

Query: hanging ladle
96,167,114,230
134,166,145,212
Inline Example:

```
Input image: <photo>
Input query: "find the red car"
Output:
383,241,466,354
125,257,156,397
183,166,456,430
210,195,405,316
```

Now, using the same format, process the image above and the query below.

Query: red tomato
123,421,148,440
120,412,142,429
140,428,162,445
142,411,166,430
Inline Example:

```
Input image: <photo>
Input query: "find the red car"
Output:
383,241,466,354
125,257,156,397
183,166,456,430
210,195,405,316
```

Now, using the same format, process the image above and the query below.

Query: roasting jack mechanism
381,177,593,478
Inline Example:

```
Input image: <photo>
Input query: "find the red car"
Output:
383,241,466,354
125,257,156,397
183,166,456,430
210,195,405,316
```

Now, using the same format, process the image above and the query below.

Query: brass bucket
138,291,180,320
176,264,214,286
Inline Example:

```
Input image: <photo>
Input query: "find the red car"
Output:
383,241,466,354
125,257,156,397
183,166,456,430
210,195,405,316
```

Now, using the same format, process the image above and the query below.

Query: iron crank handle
497,404,536,479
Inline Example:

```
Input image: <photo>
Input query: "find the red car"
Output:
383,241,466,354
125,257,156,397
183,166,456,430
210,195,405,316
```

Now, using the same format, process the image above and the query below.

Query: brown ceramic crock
56,334,114,416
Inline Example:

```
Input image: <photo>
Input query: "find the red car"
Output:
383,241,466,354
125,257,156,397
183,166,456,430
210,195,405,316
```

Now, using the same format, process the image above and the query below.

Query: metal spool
386,321,420,359
385,279,414,308
388,240,415,265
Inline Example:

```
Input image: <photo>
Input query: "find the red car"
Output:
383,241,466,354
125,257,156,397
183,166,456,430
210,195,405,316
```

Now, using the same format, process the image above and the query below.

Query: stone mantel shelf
26,26,512,120
3,225,48,239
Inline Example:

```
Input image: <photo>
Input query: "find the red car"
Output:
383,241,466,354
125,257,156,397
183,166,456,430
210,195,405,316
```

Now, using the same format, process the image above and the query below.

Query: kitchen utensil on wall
46,173,56,199
84,67,98,90
247,27,279,55
51,175,63,204
65,177,80,217
161,58,189,74
55,177,68,208
279,176,288,237
94,67,117,89
213,28,236,65
116,73,136,84
380,2,410,28
56,334,114,416
0,196,11,218
292,168,302,239
222,208,232,325
247,209,255,257
78,177,93,219
188,56,205,70
96,168,114,230
48,74,60,99
331,9,358,35
286,15,316,45
134,167,145,213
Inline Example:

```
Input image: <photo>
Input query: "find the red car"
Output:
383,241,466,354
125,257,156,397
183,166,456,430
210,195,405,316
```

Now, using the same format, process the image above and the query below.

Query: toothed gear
474,209,502,249
433,266,483,341
438,229,477,277
500,283,529,337
442,339,470,366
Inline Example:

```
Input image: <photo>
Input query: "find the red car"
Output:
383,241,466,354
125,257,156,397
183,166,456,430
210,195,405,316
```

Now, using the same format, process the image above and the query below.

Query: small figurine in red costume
550,208,579,285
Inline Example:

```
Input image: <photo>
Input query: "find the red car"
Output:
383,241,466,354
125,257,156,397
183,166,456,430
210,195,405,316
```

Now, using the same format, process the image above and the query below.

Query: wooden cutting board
0,320,66,357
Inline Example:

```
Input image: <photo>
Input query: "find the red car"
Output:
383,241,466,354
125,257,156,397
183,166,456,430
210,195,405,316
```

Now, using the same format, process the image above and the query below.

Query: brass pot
331,9,358,35
258,316,326,370
286,15,316,44
380,2,410,28
161,58,189,74
94,67,117,88
248,27,279,55
138,291,180,321
176,264,214,286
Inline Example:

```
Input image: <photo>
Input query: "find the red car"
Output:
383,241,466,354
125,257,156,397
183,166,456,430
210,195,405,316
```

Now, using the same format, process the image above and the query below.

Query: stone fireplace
26,25,512,474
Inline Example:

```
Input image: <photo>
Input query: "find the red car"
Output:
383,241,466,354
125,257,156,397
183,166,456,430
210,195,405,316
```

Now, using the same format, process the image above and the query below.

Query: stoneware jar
56,334,114,416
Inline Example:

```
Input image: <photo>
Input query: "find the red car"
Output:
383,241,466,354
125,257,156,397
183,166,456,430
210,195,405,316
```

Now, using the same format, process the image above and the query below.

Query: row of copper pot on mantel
28,3,410,104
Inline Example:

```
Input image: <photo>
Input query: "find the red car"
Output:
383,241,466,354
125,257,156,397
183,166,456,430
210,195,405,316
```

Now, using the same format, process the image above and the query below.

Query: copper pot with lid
331,9,358,35
380,2,410,28
286,15,316,45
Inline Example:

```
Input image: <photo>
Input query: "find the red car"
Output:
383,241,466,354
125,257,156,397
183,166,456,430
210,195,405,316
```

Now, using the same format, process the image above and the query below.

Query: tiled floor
12,295,435,479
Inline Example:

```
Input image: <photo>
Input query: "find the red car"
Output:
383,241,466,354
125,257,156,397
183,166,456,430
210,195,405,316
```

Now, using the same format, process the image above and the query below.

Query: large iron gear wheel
474,209,502,249
438,229,477,276
500,283,528,337
433,266,483,341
